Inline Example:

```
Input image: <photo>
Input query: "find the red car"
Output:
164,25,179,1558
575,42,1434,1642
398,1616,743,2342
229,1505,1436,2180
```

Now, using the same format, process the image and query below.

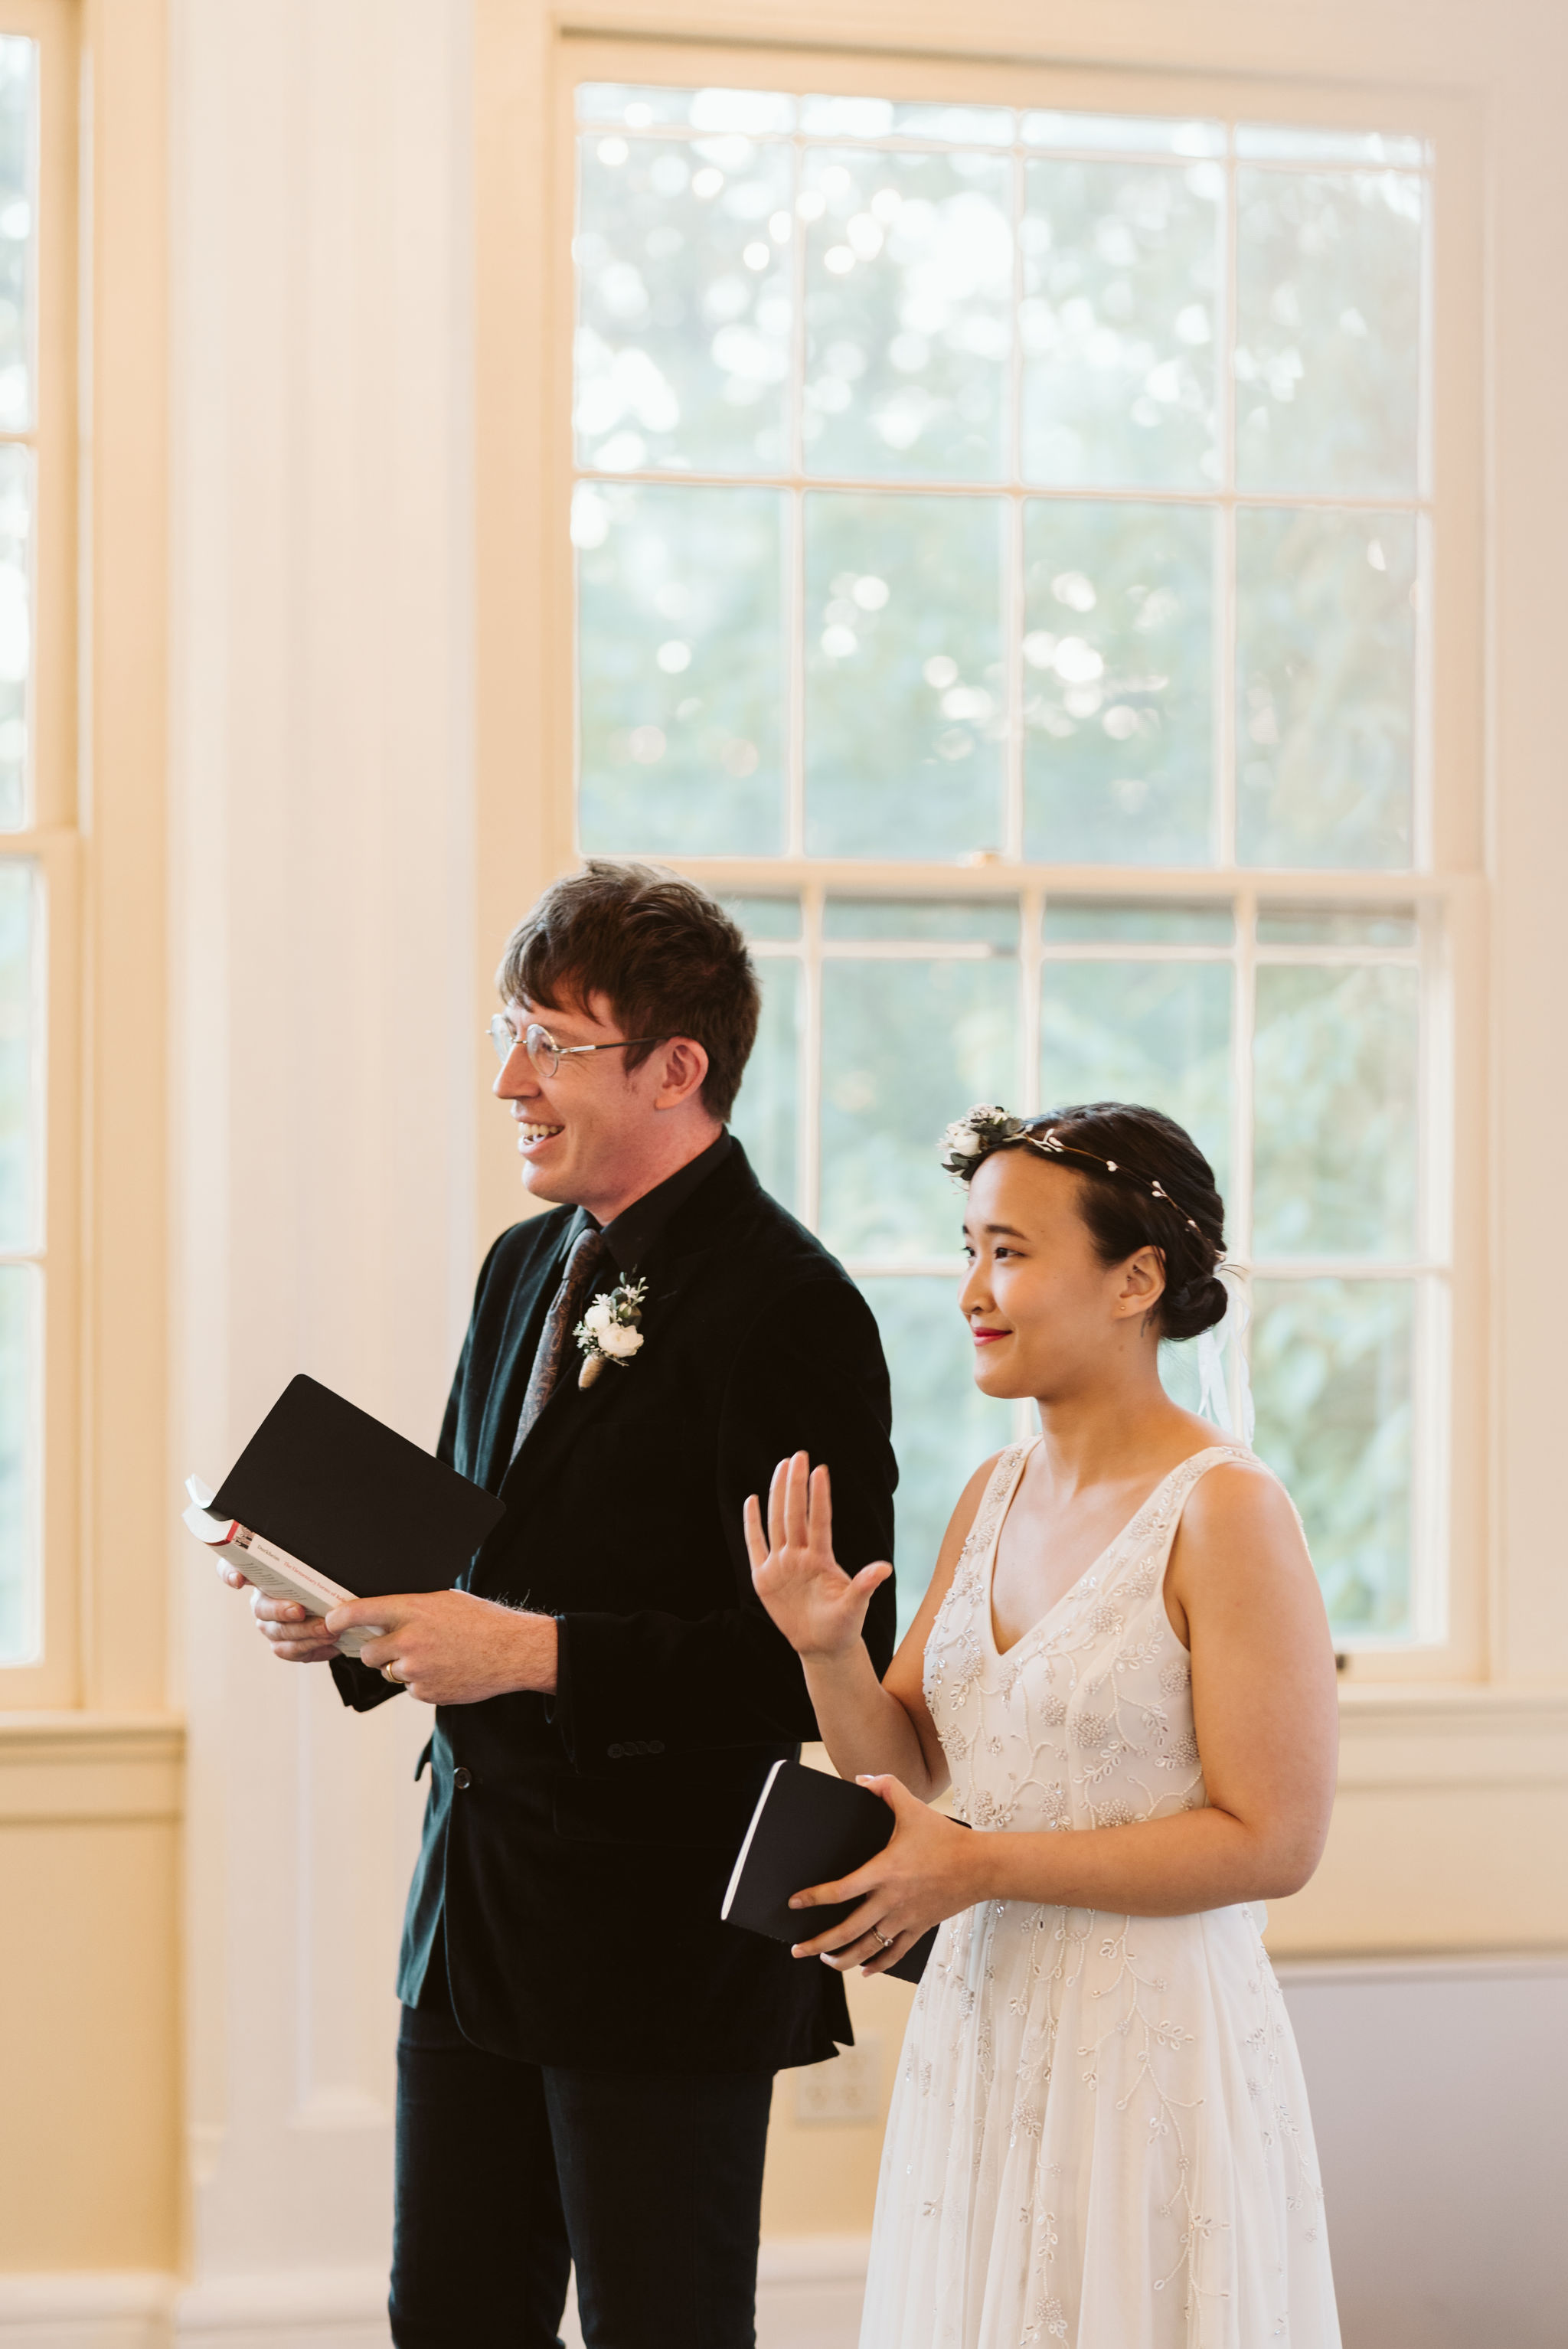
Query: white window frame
476,30,1488,1681
0,0,79,1704
0,0,168,1712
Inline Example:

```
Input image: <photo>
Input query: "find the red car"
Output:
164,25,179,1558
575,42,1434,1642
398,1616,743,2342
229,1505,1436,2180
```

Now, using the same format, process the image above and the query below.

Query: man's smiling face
494,989,673,1222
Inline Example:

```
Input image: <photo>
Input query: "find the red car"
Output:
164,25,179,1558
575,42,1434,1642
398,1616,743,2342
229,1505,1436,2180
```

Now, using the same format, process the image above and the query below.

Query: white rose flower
946,1123,981,1157
575,1271,648,1383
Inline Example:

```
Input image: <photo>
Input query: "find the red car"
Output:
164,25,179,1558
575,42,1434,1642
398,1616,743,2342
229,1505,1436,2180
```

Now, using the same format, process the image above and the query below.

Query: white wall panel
168,0,475,2302
1280,1956,1568,2349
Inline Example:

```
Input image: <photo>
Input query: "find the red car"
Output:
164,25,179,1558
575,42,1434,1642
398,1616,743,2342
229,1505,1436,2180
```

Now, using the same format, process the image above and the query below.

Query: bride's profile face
959,1148,1165,1401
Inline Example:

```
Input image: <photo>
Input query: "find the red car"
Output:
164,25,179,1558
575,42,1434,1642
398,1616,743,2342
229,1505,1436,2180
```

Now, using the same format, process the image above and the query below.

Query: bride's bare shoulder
1175,1453,1312,1573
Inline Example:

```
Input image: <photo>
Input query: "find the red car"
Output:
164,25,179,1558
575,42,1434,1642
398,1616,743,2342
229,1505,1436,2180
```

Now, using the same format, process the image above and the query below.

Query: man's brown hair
496,860,760,1122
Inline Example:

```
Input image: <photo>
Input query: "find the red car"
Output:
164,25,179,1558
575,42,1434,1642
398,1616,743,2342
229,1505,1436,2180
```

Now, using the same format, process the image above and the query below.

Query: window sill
1335,1681,1568,1791
0,1711,185,1822
2,1694,1560,1820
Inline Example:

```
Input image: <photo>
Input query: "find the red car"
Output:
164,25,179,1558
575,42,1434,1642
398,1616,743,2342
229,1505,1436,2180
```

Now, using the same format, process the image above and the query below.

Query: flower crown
938,1103,1209,1243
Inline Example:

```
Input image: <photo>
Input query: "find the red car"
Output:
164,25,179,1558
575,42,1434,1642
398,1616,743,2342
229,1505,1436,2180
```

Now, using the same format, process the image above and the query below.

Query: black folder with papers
721,1758,949,1987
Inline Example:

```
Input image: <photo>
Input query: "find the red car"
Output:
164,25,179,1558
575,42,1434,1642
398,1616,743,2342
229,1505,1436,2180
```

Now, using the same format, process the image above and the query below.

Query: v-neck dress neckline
982,1437,1239,1665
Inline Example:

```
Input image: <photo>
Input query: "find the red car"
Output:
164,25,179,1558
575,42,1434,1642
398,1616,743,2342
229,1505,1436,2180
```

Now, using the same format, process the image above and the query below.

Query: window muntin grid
573,86,1430,871
570,77,1444,1647
724,890,1439,1642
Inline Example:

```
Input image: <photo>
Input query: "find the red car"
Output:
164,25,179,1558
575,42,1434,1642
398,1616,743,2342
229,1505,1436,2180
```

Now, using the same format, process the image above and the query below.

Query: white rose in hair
598,1322,644,1359
939,1103,1027,1182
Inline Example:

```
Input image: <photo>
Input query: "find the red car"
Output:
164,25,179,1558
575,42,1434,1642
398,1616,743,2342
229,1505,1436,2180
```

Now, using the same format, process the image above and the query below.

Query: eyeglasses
486,1014,665,1079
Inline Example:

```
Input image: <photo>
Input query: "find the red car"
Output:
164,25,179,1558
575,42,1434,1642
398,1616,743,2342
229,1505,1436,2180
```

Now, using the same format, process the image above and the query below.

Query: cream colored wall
0,1720,181,2270
166,0,475,2320
763,1968,916,2240
0,0,1566,2309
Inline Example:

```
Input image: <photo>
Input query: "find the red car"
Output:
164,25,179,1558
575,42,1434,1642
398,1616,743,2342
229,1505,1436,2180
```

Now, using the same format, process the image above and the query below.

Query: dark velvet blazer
332,1141,899,2072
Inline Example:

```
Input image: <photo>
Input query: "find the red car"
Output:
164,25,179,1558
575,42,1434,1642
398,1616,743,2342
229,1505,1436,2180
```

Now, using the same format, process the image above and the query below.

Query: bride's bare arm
786,1463,1339,1973
746,1451,998,1801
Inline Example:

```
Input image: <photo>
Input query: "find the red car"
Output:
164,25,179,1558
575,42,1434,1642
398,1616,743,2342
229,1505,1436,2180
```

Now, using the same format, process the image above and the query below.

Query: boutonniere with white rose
575,1275,648,1389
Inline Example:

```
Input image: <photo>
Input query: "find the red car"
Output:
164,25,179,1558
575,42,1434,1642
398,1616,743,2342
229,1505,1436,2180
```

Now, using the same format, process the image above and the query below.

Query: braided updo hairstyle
989,1101,1229,1343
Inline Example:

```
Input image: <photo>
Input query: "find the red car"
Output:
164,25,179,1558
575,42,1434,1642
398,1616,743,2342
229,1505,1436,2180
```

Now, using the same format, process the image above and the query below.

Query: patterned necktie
510,1226,606,1463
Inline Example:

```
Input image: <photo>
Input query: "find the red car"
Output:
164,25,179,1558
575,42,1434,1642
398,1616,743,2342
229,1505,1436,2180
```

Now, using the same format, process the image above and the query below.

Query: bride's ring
381,1663,401,1684
869,1926,892,1951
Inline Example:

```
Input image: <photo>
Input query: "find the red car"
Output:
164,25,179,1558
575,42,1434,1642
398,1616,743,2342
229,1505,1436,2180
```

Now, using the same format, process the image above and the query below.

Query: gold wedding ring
381,1664,401,1684
870,1927,892,1951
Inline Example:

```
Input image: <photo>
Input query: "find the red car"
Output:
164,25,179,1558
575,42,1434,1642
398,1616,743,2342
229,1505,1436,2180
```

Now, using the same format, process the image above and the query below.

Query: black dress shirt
595,1127,733,1276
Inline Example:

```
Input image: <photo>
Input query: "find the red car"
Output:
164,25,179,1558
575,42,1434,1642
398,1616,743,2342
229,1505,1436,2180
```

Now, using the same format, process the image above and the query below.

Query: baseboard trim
0,2272,172,2349
755,2236,870,2349
0,2271,389,2349
759,2235,871,2285
0,2243,874,2349
172,2269,391,2347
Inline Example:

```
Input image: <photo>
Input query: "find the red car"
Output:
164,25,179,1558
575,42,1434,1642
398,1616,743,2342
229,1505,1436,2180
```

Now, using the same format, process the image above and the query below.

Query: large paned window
567,71,1451,1648
0,9,74,1684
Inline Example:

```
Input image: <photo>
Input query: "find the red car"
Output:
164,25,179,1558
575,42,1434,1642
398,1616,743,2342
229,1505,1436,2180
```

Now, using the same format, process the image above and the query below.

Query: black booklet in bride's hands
721,1758,955,1987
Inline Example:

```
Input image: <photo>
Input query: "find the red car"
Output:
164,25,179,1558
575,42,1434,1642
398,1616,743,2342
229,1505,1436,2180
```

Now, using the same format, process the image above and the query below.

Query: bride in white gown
746,1103,1341,2349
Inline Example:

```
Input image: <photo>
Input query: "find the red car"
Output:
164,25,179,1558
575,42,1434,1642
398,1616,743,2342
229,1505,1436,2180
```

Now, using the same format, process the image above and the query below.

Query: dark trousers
391,1994,776,2349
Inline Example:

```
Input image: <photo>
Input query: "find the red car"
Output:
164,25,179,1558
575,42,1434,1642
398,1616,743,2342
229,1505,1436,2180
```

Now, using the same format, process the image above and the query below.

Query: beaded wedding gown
859,1442,1341,2349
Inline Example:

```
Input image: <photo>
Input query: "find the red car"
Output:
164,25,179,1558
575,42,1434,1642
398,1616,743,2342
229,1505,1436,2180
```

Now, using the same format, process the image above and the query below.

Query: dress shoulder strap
1109,1444,1259,1583
956,1439,1034,1566
1142,1443,1290,1561
1172,1442,1257,1495
1178,1442,1309,1543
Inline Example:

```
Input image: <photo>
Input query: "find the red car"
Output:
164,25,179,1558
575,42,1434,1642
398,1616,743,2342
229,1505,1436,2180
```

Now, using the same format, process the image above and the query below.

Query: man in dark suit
231,860,899,2349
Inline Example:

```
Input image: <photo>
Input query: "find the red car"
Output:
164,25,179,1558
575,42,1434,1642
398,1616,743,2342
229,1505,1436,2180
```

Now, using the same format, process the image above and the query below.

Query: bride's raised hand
743,1450,892,1660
